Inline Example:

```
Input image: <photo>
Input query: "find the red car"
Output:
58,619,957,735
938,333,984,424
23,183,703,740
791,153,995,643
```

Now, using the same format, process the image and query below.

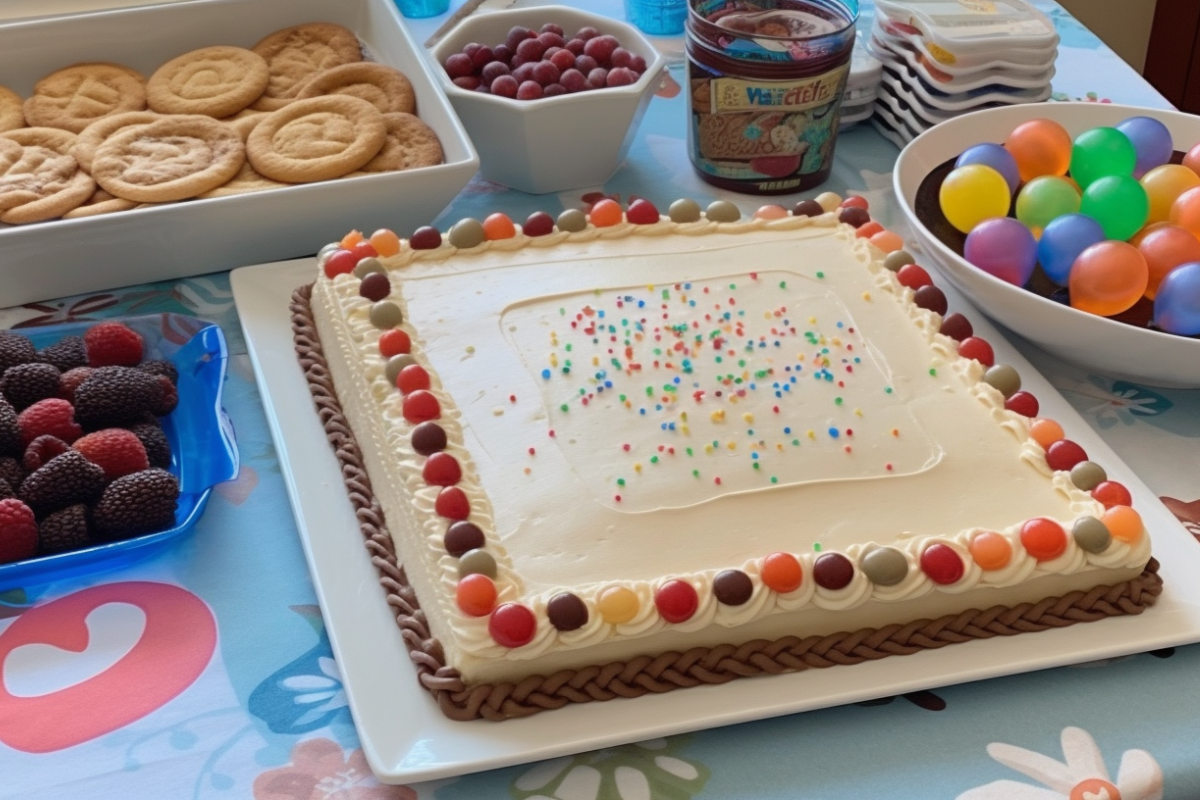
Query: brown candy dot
557,208,587,232
448,218,485,249
793,199,824,218
458,548,497,578
444,521,484,557
352,256,385,278
984,364,1021,398
813,552,854,590
1073,516,1112,554
706,200,740,223
411,421,447,455
668,198,702,223
1070,461,1107,492
384,353,417,384
882,249,913,272
712,569,753,606
913,285,948,315
939,312,973,342
547,593,588,631
369,301,404,329
838,206,870,228
359,272,391,302
860,546,908,586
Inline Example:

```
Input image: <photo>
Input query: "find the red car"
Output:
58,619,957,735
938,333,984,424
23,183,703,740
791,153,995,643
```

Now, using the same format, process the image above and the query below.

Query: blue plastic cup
395,0,449,19
624,0,687,36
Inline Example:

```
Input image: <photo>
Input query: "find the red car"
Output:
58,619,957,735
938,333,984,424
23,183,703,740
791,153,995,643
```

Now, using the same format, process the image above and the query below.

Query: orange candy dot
1020,517,1068,561
590,199,623,227
597,586,639,624
1103,505,1144,544
870,230,906,253
378,328,411,357
456,574,497,616
969,531,1012,571
854,220,885,239
761,552,803,593
369,228,401,257
1029,418,1065,449
483,212,517,240
340,229,365,250
754,204,788,220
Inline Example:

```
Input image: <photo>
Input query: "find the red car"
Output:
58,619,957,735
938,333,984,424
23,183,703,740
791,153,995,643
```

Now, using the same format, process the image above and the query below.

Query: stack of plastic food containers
865,0,1058,147
840,30,884,131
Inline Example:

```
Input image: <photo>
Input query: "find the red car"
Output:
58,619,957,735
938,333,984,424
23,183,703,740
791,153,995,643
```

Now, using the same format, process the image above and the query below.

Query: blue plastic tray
0,313,239,590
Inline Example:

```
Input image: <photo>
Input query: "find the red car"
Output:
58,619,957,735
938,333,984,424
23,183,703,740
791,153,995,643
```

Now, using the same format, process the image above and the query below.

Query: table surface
3,1,1200,799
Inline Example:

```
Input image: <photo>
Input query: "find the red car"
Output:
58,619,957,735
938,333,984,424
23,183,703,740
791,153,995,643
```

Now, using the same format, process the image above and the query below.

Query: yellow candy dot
969,531,1012,571
598,586,639,624
1103,505,1144,544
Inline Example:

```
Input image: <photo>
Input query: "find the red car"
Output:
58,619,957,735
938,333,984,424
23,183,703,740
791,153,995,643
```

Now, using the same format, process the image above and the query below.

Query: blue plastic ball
964,217,1039,287
955,143,1021,194
1037,213,1106,285
1116,116,1174,178
1153,261,1200,335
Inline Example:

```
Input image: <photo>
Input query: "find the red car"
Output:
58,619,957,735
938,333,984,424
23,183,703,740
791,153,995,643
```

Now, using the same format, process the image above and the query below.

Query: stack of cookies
0,22,445,225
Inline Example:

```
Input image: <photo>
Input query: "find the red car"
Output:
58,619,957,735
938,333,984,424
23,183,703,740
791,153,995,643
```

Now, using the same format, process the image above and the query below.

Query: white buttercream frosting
311,211,1150,683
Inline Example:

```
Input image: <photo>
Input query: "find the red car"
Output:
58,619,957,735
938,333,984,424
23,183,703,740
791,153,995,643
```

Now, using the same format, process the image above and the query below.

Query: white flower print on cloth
278,656,349,728
512,738,709,800
957,726,1163,800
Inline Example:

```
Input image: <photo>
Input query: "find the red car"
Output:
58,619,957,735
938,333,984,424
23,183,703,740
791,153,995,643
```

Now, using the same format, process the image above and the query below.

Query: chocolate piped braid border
290,283,1164,722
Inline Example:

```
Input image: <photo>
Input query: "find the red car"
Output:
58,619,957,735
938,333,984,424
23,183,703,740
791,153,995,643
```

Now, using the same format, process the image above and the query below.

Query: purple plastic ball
955,143,1021,194
964,217,1038,287
1154,261,1200,335
1116,116,1174,178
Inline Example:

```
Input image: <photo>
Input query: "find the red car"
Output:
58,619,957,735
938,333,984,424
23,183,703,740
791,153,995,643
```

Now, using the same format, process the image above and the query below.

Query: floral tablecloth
3,1,1199,799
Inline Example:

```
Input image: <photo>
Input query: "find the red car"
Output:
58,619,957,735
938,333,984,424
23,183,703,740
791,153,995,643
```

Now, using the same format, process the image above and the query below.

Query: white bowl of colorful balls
894,102,1200,388
429,5,666,194
0,314,238,590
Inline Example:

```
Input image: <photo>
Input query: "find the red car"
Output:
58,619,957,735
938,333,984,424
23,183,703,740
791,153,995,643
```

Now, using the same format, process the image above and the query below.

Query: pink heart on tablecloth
0,582,216,753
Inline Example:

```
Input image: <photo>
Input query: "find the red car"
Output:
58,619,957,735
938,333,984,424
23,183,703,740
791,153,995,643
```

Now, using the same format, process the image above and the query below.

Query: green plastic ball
1070,127,1137,189
1080,175,1150,241
1015,176,1081,233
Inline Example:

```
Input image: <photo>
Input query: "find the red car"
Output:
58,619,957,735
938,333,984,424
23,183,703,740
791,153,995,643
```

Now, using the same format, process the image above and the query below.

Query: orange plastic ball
1141,164,1200,225
969,531,1013,571
1030,418,1065,449
1069,241,1149,316
1169,185,1200,238
761,552,803,593
1132,223,1200,298
483,212,517,240
1020,518,1068,561
1005,119,1073,182
369,228,401,257
1102,505,1144,544
1184,141,1200,176
590,199,623,227
456,574,497,616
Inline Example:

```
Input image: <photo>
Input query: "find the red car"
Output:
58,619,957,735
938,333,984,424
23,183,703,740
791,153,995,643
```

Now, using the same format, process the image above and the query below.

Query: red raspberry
83,322,144,367
73,428,150,480
23,434,70,472
59,366,94,404
0,497,37,564
17,398,82,447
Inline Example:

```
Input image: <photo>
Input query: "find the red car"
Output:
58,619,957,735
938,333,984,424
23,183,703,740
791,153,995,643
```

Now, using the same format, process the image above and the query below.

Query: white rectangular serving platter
232,257,1200,785
0,0,479,308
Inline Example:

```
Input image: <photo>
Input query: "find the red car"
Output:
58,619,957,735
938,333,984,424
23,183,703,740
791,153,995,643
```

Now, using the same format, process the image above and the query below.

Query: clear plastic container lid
868,29,1055,91
871,100,920,147
871,20,1054,77
873,0,1058,68
874,79,938,134
880,60,1051,111
847,28,883,97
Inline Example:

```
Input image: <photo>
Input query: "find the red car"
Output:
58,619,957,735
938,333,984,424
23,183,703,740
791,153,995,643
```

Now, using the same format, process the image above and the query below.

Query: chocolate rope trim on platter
291,282,1163,722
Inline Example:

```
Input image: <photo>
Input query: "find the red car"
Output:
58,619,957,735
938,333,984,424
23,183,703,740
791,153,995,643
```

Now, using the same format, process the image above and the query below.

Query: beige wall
1057,0,1158,73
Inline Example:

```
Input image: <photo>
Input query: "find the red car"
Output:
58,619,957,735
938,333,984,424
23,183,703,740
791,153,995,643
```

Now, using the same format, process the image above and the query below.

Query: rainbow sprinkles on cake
294,195,1161,721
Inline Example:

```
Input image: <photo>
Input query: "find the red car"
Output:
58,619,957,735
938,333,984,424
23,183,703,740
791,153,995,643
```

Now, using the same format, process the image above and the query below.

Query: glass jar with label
686,0,859,195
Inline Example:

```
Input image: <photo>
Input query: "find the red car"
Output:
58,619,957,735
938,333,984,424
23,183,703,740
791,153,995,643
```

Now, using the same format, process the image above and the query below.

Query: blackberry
128,420,172,469
18,450,106,517
0,456,24,491
0,396,19,457
92,468,179,540
0,477,13,500
0,332,35,373
138,359,178,385
1,362,62,411
36,335,87,372
38,503,91,554
73,367,175,429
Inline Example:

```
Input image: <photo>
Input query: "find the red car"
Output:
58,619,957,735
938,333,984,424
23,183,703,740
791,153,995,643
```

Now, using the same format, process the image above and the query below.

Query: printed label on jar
688,62,849,190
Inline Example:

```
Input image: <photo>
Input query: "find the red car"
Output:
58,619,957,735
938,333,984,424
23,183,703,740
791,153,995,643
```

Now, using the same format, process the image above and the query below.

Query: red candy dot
378,328,411,357
423,452,462,486
1020,518,1068,561
958,336,995,366
350,240,378,261
841,195,869,210
920,543,964,585
654,580,698,623
1004,390,1039,417
1045,439,1088,472
523,211,554,237
626,198,660,225
456,574,496,616
761,552,803,593
1092,480,1132,509
939,312,973,342
409,226,442,250
489,603,537,648
435,486,470,520
398,364,431,394
896,264,933,290
323,249,357,278
402,390,440,422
